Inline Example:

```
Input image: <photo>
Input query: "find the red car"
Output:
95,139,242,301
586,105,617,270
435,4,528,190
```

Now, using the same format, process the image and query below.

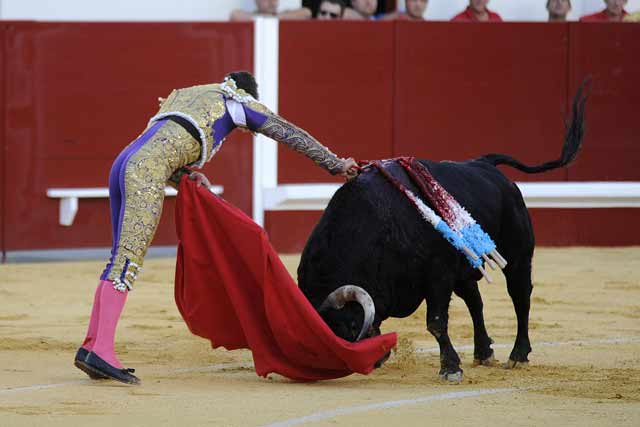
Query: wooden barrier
1,25,6,260
2,22,253,252
268,21,640,250
1,21,639,257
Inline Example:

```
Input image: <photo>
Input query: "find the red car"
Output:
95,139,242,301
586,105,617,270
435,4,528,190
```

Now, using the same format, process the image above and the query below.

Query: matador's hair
225,71,259,100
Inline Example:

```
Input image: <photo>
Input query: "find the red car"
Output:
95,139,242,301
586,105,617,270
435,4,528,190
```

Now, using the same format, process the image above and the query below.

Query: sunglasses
319,10,340,18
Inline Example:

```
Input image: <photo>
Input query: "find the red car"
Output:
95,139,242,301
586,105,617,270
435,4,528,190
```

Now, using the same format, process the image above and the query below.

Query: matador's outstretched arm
256,114,346,175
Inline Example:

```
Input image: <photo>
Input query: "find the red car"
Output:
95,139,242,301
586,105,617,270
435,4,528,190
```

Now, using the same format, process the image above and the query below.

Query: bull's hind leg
503,258,533,368
425,271,462,382
454,280,496,366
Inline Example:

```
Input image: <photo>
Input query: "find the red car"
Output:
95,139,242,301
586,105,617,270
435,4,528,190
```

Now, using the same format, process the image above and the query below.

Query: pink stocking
91,281,128,369
80,280,108,350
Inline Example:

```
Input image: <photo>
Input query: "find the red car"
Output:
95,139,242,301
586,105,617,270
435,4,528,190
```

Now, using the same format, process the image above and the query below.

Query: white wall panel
0,0,303,21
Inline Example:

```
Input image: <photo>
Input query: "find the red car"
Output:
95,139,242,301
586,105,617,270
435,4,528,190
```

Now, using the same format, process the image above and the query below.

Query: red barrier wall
568,23,640,181
531,208,640,247
394,22,569,183
272,21,397,253
268,21,640,252
3,22,253,252
1,25,6,259
2,22,639,255
529,23,640,246
278,21,396,184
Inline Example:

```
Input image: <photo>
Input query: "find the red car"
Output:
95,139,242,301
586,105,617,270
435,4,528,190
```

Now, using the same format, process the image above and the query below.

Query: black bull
298,84,588,381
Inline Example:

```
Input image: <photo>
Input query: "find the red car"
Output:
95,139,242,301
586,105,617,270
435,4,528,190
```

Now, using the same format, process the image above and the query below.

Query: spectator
382,0,428,20
451,0,503,22
580,0,629,22
344,0,378,20
230,0,312,21
547,0,571,22
316,0,346,19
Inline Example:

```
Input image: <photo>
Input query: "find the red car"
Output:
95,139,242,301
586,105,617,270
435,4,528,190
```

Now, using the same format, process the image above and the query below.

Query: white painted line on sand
415,336,640,354
1,336,638,397
0,363,250,396
0,379,92,395
261,387,522,427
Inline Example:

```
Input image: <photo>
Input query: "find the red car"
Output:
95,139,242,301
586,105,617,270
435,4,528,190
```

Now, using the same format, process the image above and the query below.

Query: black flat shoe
84,351,141,385
74,347,108,380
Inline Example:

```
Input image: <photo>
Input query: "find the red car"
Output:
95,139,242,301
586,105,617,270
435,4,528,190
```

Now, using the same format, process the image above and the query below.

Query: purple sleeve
243,105,345,175
242,104,269,131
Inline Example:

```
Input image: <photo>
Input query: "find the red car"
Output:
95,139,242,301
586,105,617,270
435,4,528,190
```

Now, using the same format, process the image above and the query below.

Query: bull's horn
318,285,375,341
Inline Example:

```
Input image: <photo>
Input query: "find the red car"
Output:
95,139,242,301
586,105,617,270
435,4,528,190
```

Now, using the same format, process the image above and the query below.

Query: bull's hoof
439,370,463,383
473,352,499,367
503,359,529,369
472,337,495,362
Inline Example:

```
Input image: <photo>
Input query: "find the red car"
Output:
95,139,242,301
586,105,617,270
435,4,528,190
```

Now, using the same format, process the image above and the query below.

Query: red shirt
580,9,629,22
451,6,503,22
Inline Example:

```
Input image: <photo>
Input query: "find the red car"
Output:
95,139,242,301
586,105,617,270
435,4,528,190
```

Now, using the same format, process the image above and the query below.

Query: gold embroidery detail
155,84,228,162
107,121,201,287
246,100,272,115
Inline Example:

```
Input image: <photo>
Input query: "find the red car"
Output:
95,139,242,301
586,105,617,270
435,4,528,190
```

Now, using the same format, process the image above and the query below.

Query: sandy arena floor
1,247,639,426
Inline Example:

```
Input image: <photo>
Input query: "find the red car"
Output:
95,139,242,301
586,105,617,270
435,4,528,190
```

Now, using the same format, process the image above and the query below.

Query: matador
74,71,359,384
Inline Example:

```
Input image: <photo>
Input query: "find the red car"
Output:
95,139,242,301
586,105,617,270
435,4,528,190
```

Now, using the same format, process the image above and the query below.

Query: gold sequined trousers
100,120,201,291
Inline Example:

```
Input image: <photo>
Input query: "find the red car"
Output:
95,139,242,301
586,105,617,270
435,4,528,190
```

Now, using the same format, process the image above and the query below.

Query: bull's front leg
425,284,463,383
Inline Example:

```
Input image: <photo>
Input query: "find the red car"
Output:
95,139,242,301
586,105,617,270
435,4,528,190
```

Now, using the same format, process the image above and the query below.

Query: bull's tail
477,78,590,174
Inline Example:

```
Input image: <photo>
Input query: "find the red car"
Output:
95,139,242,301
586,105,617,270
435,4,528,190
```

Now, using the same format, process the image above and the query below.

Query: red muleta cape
174,178,397,381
